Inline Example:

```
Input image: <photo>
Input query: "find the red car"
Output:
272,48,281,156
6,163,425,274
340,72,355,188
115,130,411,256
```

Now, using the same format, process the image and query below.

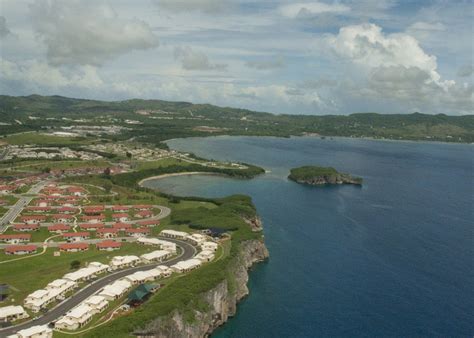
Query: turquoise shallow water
143,136,473,337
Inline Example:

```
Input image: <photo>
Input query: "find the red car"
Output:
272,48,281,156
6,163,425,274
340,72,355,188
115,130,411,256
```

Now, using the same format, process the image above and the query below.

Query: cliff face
294,173,362,186
134,240,269,338
242,215,264,232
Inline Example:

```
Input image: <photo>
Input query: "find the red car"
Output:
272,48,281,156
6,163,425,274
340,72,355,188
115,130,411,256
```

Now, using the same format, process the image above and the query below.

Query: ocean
143,136,473,337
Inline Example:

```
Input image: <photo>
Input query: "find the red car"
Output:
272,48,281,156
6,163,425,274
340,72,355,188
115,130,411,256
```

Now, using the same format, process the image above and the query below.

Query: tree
70,260,81,270
103,167,111,178
42,167,51,174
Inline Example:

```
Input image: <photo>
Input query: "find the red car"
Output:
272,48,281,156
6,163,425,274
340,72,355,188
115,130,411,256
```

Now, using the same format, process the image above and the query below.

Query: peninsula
288,166,363,186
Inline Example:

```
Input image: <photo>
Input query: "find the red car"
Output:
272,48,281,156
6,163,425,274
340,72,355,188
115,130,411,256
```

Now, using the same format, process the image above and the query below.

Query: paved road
0,237,139,249
0,238,196,336
0,181,50,232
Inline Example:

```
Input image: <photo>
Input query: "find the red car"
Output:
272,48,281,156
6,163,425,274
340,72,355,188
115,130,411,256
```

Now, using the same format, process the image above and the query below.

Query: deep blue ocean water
144,136,473,337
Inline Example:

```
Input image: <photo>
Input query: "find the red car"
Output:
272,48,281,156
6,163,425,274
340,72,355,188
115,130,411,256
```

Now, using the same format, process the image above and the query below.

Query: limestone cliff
133,239,269,338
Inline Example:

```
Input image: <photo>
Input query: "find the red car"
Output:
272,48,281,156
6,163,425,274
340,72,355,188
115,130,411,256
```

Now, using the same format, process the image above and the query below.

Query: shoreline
138,171,224,186
165,134,473,146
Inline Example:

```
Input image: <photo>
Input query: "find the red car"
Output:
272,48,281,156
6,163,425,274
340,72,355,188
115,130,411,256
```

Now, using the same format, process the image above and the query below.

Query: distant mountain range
0,94,473,143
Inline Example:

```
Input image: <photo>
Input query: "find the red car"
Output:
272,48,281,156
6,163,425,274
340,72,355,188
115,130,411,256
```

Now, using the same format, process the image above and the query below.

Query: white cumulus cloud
174,46,227,71
29,0,159,66
325,23,473,113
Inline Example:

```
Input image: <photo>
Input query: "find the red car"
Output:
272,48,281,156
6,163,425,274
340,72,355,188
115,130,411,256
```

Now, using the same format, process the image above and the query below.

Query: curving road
0,180,51,232
0,237,196,337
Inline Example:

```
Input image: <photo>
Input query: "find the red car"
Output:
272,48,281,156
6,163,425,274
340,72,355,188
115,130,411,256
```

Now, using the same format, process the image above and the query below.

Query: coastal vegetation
288,166,363,186
81,195,264,338
109,163,265,188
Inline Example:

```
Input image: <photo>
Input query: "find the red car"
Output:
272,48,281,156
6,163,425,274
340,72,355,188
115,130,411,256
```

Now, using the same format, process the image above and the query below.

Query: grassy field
135,157,192,170
1,226,65,243
3,132,96,146
0,243,158,306
0,160,112,172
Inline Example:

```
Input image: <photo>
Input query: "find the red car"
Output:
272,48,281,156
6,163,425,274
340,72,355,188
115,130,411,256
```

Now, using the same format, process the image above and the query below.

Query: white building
109,255,140,270
24,282,74,313
155,265,173,278
160,229,188,240
99,279,132,300
136,237,162,246
140,250,171,264
87,262,110,274
124,270,159,285
136,238,177,253
63,267,98,283
24,289,51,312
84,295,109,314
0,305,28,323
170,258,202,273
55,304,94,331
195,250,215,263
201,241,218,252
186,233,207,246
46,279,77,293
10,325,53,338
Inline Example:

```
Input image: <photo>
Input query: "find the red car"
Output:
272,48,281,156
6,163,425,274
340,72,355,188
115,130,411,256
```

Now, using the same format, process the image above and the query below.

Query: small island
288,166,363,186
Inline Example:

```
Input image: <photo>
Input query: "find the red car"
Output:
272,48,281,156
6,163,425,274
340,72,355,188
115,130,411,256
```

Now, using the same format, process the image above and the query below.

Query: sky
0,0,472,115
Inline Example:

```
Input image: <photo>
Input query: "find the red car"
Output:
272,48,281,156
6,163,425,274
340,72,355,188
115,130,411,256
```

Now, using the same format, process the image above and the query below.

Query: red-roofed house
81,215,105,223
42,187,62,196
97,228,119,238
0,234,31,244
52,214,74,223
20,215,46,224
62,232,90,242
27,206,51,213
58,243,89,253
48,223,70,234
79,223,105,231
112,213,129,222
5,244,37,255
13,224,39,232
112,205,129,212
83,206,105,215
137,219,160,227
57,206,77,214
0,185,16,194
96,240,121,251
35,200,52,207
58,200,79,207
134,210,153,219
133,205,153,211
126,228,150,238
67,186,86,196
112,223,132,231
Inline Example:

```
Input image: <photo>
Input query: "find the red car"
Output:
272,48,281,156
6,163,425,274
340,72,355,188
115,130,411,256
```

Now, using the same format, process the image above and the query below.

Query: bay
143,136,473,337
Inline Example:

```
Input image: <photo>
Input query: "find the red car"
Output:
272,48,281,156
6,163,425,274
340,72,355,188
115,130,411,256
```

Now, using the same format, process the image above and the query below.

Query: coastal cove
142,136,473,337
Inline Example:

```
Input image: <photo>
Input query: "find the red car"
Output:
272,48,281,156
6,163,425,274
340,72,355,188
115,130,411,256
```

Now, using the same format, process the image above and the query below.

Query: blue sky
0,0,472,115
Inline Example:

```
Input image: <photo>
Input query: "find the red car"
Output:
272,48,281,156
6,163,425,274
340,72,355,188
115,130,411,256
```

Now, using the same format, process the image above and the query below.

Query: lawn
1,226,64,243
0,243,157,306
2,160,112,172
135,157,192,170
4,132,95,146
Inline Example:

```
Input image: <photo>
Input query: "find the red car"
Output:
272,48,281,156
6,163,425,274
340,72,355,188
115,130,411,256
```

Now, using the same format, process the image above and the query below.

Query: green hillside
1,95,473,143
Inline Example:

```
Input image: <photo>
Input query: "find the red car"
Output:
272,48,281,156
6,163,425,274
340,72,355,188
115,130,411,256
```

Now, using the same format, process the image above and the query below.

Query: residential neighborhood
0,174,223,337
